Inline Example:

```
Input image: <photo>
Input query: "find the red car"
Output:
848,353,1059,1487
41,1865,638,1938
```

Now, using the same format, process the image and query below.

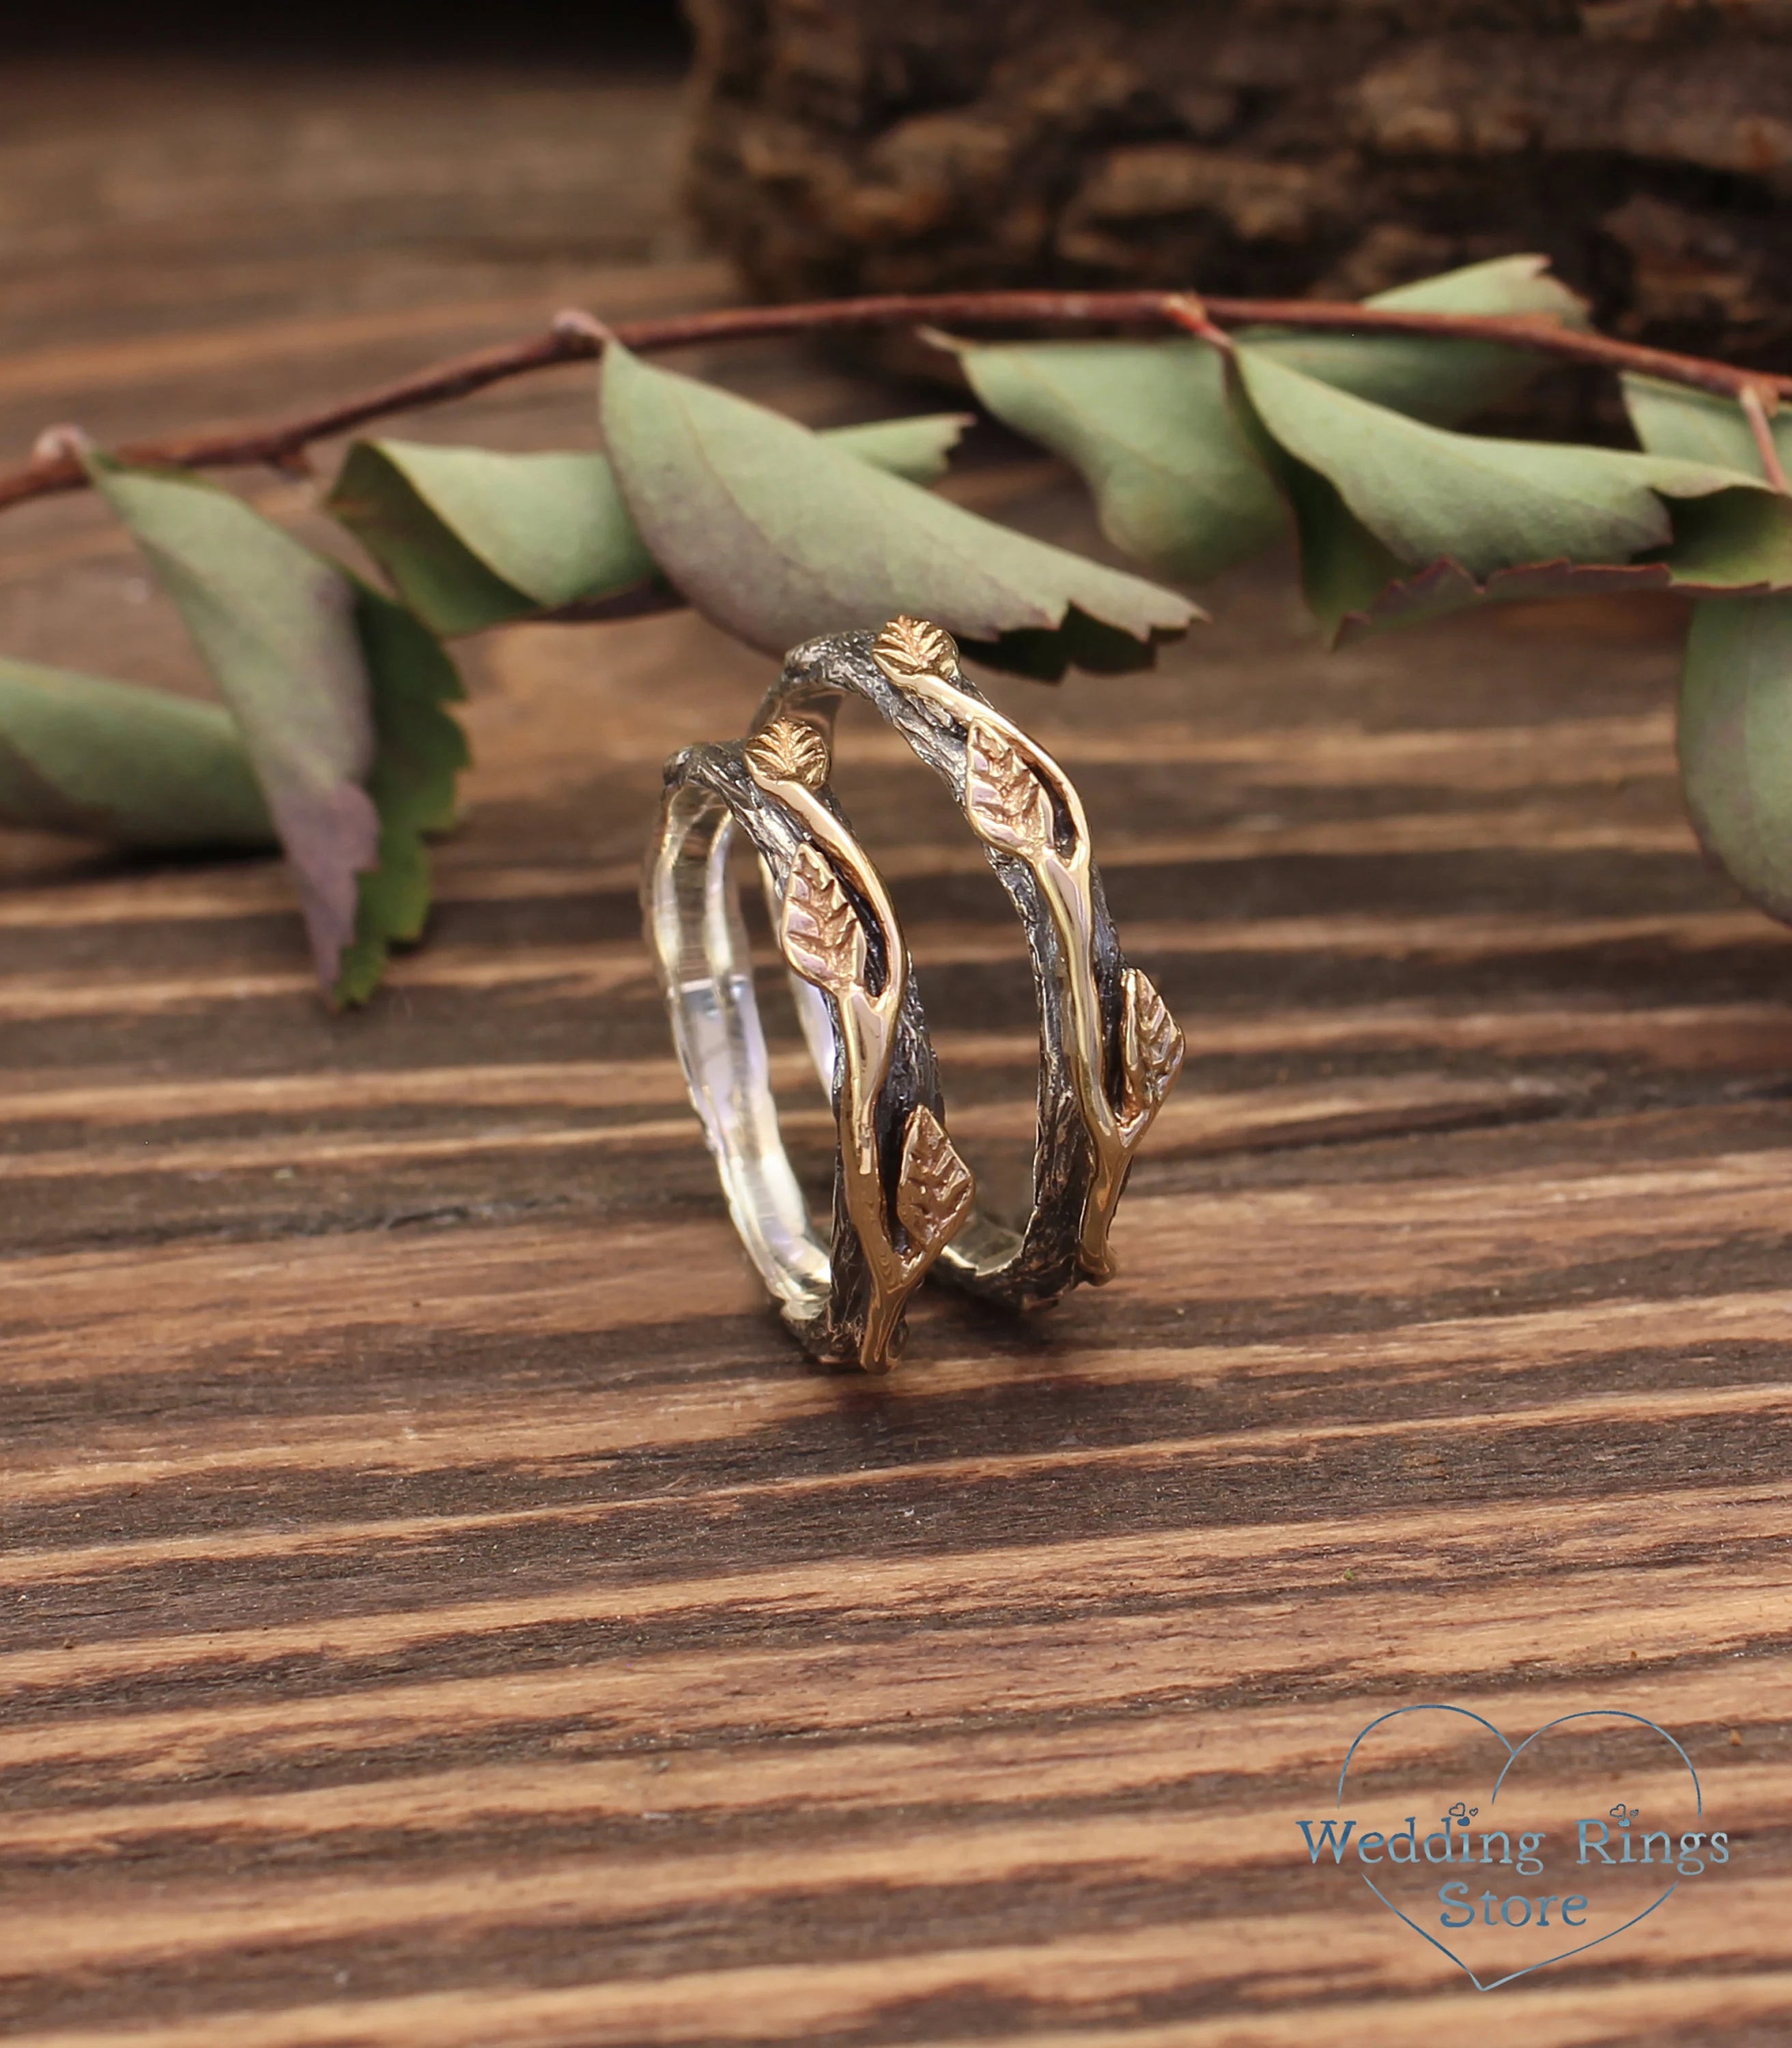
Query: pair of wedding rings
645,618,1184,1371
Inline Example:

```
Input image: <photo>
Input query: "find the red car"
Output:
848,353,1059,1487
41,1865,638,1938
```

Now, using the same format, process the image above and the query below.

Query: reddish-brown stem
1160,293,1235,353
1740,384,1792,495
3,285,1789,517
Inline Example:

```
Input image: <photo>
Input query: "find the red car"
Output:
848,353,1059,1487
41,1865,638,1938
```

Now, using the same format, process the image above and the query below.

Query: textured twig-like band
646,733,972,1370
752,621,1184,1310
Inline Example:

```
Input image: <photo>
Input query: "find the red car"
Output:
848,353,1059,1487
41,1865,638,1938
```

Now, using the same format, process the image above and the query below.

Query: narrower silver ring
646,730,974,1371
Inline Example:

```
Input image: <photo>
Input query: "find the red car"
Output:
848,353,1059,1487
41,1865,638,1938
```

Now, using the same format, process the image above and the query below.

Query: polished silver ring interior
646,725,974,1371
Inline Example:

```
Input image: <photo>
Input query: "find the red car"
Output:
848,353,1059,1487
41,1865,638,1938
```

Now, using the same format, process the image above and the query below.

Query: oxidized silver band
750,618,1184,1311
646,724,975,1370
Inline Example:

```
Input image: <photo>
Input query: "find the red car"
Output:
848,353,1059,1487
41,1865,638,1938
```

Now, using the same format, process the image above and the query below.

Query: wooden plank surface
3,55,1791,2048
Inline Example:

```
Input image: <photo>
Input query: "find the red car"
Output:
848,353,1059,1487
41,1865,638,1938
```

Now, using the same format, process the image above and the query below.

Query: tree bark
683,0,1792,367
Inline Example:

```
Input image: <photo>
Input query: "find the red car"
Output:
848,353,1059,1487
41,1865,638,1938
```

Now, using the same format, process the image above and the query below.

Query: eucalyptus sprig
4,256,1790,1004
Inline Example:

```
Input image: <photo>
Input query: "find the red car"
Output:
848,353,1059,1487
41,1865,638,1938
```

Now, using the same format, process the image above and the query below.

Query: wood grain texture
3,58,1791,2048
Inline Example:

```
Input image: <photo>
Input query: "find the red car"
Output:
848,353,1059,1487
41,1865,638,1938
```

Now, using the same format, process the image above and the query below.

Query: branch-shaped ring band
750,618,1184,1310
646,723,976,1370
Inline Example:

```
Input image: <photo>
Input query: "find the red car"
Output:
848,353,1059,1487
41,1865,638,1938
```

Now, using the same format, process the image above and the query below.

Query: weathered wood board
1,55,1789,2048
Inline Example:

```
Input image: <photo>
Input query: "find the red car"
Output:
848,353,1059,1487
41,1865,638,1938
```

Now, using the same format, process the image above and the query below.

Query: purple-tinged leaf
1333,558,1677,644
88,456,464,999
599,341,1196,678
327,416,971,639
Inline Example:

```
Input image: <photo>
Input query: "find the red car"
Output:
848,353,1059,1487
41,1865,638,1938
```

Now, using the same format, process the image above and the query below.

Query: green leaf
945,257,1586,588
1240,349,1722,572
332,588,468,1006
1246,255,1590,425
816,413,974,485
598,342,1196,677
1236,350,1792,637
329,444,653,637
1679,593,1792,924
1267,454,1408,639
952,337,1285,584
1623,375,1792,483
0,659,272,849
1643,398,1792,930
1660,489,1792,592
88,455,466,997
328,415,975,639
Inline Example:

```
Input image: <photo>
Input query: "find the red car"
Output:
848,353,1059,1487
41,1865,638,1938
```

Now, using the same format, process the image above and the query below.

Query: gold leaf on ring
964,717,1054,855
1120,965,1185,1124
778,840,866,996
894,1105,976,1256
872,614,961,683
745,715,831,791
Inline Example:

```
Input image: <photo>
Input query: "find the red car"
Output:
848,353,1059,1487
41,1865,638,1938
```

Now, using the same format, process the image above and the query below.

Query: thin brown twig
3,286,1789,517
1160,293,1235,353
1739,384,1792,495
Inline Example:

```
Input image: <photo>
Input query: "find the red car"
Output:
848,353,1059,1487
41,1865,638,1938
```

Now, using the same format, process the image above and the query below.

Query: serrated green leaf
1236,350,1792,638
88,455,467,998
0,659,272,849
952,338,1285,584
598,341,1196,677
328,415,976,640
1331,559,1678,643
1246,255,1589,425
946,257,1586,590
1240,349,1732,572
1623,375,1792,482
1328,496,1792,643
1679,593,1792,924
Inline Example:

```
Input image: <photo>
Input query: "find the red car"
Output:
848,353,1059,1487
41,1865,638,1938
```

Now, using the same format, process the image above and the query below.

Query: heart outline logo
1335,1704,1702,1992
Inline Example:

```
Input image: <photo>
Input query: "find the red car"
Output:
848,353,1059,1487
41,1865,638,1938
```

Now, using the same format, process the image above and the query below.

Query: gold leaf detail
1120,967,1184,1124
895,1105,976,1257
873,615,961,683
745,717,831,791
964,718,1054,855
778,842,866,997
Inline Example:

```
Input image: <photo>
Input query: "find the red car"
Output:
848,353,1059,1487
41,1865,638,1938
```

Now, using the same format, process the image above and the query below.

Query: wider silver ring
750,618,1184,1311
